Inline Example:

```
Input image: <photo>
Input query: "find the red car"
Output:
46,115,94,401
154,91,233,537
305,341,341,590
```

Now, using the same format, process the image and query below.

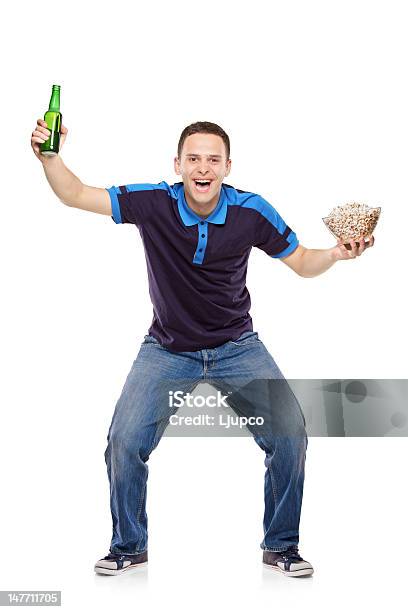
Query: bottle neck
48,88,60,112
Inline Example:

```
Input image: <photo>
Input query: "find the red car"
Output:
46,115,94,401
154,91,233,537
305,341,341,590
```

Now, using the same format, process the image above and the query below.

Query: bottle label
42,112,62,152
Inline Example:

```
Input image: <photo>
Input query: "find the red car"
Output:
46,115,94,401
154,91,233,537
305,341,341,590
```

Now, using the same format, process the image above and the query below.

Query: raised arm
31,118,111,216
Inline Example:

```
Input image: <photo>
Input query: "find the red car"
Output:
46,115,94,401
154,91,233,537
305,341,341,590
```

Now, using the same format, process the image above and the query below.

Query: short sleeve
253,196,299,258
105,182,171,226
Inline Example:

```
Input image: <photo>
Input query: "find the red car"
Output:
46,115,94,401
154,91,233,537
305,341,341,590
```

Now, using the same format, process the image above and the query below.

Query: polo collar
175,182,228,226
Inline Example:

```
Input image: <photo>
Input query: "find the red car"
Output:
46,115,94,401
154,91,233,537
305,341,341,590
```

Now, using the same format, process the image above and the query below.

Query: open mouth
194,180,212,193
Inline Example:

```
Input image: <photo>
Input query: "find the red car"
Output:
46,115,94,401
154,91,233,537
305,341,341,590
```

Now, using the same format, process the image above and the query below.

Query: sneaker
94,551,148,575
263,546,313,577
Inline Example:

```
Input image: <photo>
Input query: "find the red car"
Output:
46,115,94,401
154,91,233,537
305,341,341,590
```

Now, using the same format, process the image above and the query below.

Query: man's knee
104,428,155,463
258,427,307,455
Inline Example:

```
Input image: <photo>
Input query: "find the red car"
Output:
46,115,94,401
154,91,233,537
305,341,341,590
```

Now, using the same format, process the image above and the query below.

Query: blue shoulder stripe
124,181,170,193
223,186,287,234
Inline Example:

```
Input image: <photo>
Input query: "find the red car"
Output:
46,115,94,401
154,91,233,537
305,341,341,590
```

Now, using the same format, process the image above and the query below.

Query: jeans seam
135,480,148,552
268,463,278,519
265,446,279,549
134,420,161,552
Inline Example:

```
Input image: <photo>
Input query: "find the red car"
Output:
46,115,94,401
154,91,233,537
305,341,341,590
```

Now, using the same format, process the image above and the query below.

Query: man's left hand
333,234,375,261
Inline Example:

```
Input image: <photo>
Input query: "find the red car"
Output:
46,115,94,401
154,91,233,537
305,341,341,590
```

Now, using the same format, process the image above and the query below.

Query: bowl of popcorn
323,202,381,250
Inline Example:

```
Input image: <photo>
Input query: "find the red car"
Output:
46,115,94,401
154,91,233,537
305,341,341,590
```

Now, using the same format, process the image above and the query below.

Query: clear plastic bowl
322,205,381,250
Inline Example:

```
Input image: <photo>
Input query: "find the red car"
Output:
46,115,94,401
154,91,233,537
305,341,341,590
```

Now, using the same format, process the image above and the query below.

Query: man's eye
210,159,219,163
189,157,197,162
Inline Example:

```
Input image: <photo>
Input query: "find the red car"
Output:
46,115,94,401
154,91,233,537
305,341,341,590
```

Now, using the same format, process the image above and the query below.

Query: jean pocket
230,332,262,346
142,334,160,346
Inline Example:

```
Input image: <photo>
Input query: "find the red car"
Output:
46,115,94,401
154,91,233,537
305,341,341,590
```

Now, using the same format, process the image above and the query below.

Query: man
31,119,374,578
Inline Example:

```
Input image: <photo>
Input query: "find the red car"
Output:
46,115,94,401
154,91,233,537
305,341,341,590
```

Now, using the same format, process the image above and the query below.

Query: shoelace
280,547,304,562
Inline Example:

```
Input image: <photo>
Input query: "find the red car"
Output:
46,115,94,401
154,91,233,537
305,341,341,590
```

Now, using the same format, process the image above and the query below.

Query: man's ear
225,159,232,176
174,156,181,175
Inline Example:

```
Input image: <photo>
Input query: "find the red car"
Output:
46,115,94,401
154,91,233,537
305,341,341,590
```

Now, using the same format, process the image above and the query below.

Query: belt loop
201,350,208,376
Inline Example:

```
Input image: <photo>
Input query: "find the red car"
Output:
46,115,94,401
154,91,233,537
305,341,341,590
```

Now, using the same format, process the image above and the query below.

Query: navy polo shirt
106,181,299,352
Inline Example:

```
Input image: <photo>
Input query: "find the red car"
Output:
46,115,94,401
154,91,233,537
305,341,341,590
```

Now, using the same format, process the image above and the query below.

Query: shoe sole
263,562,313,577
94,561,148,575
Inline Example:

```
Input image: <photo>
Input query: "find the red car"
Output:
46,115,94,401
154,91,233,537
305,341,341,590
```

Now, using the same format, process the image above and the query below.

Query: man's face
174,133,231,209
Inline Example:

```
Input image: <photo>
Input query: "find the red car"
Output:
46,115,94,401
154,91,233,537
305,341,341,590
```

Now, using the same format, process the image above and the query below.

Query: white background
1,0,407,609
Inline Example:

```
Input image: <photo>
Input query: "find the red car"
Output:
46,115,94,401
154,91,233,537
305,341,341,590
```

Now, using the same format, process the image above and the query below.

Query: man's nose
198,162,210,174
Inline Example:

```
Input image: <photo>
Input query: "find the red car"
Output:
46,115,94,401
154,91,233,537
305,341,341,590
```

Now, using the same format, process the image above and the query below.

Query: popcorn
323,202,381,246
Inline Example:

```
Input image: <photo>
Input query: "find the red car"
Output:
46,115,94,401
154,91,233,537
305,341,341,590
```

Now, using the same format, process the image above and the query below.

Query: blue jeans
104,331,308,554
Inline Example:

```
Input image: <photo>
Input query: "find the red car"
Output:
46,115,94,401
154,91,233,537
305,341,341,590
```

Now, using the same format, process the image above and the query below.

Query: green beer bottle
40,84,62,156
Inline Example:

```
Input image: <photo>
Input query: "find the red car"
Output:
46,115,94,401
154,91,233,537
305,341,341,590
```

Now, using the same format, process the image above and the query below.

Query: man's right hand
31,118,68,162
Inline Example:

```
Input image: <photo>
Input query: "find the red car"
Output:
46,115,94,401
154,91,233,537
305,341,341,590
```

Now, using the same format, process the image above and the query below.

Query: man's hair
177,121,230,159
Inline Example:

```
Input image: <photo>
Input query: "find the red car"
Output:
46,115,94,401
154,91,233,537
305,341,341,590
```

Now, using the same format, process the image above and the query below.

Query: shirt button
199,248,203,252
201,234,205,238
200,221,204,225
